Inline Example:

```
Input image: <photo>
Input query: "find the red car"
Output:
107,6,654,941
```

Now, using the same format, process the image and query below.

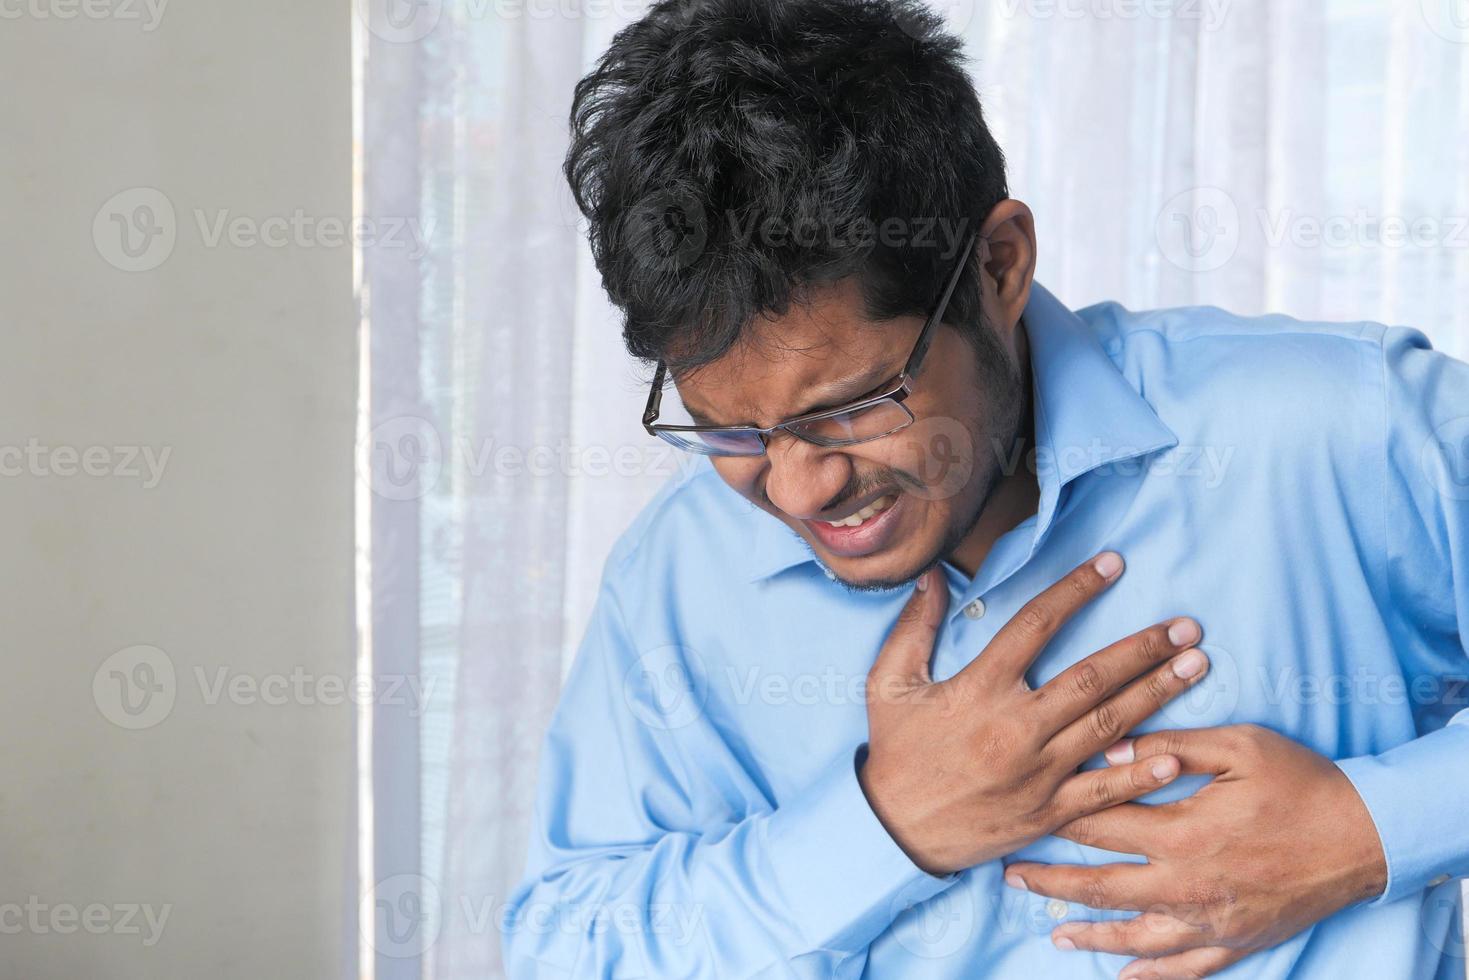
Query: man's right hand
857,552,1208,876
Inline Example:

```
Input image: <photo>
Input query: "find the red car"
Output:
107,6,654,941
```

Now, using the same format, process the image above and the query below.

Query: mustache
763,468,913,516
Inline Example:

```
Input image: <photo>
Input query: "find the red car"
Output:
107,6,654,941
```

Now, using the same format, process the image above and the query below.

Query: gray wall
0,2,355,977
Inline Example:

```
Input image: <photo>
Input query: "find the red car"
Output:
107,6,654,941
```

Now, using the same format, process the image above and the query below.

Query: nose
760,432,852,521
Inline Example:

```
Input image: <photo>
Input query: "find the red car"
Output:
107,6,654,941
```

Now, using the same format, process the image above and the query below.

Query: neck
946,326,1039,578
946,444,1039,578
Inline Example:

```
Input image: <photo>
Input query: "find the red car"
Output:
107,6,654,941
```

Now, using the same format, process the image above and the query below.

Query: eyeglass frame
641,230,980,457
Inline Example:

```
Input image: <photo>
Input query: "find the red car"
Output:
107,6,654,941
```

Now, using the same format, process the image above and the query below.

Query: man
504,1,1469,976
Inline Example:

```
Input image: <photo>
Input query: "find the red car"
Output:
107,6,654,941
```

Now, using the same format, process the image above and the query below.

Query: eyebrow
684,361,900,428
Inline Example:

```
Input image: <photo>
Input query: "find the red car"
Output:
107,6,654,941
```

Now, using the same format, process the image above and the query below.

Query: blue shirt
505,283,1469,979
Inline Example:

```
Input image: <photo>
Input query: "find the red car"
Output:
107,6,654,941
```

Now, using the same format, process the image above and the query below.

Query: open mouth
802,491,905,559
821,494,898,528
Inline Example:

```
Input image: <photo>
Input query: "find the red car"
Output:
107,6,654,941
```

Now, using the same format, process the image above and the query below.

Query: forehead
675,278,904,412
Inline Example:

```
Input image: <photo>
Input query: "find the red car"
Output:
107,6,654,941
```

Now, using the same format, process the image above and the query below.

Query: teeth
825,495,896,528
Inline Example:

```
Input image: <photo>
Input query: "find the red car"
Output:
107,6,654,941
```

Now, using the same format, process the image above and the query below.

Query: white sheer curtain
355,2,1469,976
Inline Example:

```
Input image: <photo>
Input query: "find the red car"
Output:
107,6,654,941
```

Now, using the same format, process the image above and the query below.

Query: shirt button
1429,874,1452,887
963,598,986,619
1046,899,1069,920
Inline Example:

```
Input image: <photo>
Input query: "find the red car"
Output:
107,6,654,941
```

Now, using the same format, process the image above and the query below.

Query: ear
976,200,1037,341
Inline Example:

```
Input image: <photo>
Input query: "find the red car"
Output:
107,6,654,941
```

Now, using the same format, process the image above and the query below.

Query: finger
959,551,1125,687
868,568,950,686
1004,861,1155,913
1053,802,1176,854
1118,945,1247,980
1052,912,1216,959
1049,649,1210,767
1033,616,1201,730
1051,758,1181,832
1102,725,1251,776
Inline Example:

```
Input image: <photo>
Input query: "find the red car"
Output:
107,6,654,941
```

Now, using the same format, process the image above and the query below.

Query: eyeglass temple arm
905,230,980,381
643,361,668,428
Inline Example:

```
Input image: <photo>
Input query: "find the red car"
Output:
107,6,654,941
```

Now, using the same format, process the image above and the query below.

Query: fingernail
1151,757,1178,781
1054,936,1076,951
916,570,929,592
1171,648,1208,680
1093,551,1123,580
1105,739,1134,765
1004,870,1025,890
1167,618,1200,646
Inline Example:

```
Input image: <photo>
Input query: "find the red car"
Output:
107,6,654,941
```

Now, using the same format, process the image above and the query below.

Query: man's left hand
1003,724,1389,980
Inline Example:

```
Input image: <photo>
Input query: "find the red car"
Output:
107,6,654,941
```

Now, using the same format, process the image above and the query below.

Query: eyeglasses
642,232,979,457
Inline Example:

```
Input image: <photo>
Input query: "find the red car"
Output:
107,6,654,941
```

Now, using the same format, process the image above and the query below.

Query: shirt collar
1024,281,1177,535
744,281,1177,582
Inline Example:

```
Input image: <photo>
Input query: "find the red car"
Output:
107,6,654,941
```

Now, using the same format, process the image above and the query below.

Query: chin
795,491,958,591
819,540,944,593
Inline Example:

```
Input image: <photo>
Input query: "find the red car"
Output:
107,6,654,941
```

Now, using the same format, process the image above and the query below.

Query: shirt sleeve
1334,325,1469,906
501,578,955,978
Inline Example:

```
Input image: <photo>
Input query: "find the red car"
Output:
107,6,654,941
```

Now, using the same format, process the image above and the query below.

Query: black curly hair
565,0,1009,372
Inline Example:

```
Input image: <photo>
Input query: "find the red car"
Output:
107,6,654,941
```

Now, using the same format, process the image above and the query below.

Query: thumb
870,567,949,687
1103,726,1238,776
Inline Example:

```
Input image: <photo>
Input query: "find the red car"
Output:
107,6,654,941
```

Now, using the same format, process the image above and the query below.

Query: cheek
879,420,979,503
710,457,765,499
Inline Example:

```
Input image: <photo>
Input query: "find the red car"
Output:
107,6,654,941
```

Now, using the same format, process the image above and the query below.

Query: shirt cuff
763,743,958,954
1335,720,1469,906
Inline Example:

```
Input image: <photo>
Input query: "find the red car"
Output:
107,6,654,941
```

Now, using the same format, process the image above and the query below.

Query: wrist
1329,765,1389,903
856,748,951,876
